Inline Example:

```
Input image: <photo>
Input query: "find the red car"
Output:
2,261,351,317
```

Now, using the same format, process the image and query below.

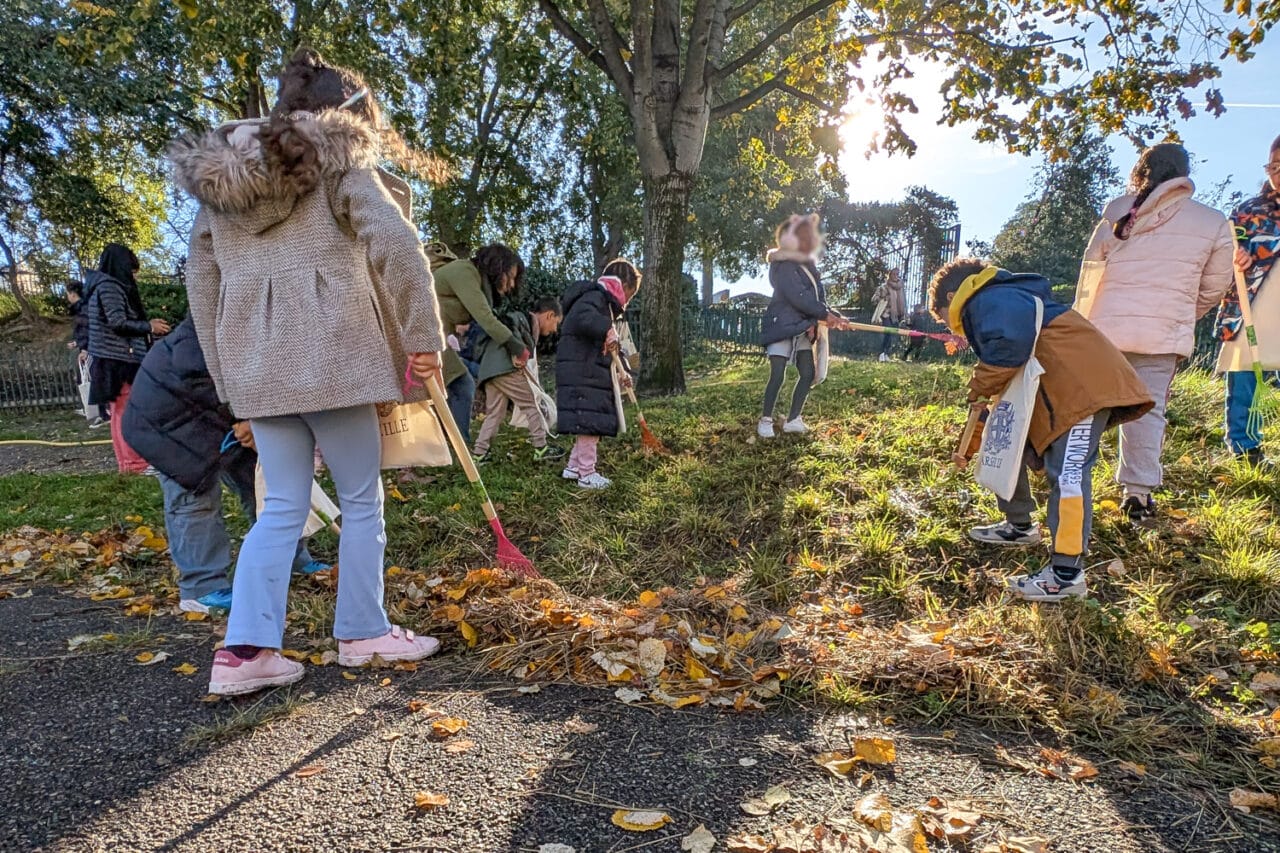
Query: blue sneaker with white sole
179,587,233,614
294,560,331,576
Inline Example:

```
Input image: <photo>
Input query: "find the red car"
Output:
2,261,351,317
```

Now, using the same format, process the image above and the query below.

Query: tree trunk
0,231,41,325
638,170,691,394
701,250,714,306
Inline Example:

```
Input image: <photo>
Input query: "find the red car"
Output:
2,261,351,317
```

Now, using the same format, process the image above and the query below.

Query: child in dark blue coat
555,259,641,490
122,318,326,613
758,214,849,438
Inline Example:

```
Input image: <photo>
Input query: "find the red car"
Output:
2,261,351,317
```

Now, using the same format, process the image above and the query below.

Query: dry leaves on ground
741,784,792,816
610,809,672,831
681,824,716,853
430,717,468,737
993,745,1098,782
413,791,449,809
1229,788,1279,813
294,764,326,779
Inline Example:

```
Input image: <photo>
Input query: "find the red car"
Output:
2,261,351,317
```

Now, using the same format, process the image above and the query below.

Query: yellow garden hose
0,439,113,446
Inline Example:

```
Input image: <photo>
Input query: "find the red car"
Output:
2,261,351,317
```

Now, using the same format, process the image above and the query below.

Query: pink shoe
338,625,441,667
208,649,305,696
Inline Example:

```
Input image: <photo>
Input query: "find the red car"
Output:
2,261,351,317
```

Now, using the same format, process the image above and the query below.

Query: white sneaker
757,417,776,439
561,467,580,481
879,353,890,362
1008,565,1087,602
782,417,809,434
577,472,611,490
969,520,1042,546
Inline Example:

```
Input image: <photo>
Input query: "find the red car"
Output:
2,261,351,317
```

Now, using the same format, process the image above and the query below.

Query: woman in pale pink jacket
1076,143,1234,523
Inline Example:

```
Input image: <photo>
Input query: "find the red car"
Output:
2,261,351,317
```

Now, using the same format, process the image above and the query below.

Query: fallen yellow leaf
413,791,449,809
135,651,154,663
610,809,671,831
431,717,468,737
379,677,391,686
853,736,896,765
172,662,198,676
814,750,859,777
184,611,207,622
342,672,358,681
460,621,478,647
637,590,661,607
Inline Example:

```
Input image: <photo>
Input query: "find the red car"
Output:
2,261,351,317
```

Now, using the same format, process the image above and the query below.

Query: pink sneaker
338,625,441,667
208,649,305,696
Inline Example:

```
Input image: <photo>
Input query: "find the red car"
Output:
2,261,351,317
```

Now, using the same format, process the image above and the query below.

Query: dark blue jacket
959,271,1068,369
760,258,832,346
121,318,252,492
555,280,623,436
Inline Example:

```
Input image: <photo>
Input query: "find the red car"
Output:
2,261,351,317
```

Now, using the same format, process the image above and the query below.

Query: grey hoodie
167,110,444,418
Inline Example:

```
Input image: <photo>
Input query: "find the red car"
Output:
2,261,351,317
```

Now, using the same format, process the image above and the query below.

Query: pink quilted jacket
1077,178,1234,357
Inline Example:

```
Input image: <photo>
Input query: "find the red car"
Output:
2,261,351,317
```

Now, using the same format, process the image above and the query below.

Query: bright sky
724,38,1280,297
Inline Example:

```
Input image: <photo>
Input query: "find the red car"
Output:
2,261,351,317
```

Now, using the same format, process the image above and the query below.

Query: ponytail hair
260,47,448,196
1113,143,1191,240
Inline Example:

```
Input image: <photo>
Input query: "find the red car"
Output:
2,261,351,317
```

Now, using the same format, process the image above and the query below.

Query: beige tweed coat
169,110,444,419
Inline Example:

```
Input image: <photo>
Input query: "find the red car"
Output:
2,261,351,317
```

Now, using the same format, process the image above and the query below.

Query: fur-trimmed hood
167,109,380,232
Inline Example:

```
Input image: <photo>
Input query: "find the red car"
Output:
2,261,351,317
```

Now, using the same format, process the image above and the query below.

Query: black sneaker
1240,447,1269,467
1121,495,1157,524
533,444,566,463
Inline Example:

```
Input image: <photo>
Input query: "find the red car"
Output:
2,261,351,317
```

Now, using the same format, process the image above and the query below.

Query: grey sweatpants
474,371,548,454
998,410,1111,571
1116,353,1177,498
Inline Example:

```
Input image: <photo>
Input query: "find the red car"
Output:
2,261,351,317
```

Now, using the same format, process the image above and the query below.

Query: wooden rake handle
953,402,987,468
610,350,639,404
424,372,498,524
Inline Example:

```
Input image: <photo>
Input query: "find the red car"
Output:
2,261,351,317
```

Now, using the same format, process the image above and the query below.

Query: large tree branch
582,0,636,101
726,0,766,25
680,0,721,99
712,0,839,83
538,0,627,94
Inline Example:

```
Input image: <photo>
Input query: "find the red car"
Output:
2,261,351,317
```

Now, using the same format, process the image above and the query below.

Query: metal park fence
0,343,81,412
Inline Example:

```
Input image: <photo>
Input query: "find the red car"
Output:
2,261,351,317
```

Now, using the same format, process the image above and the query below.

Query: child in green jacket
473,297,564,462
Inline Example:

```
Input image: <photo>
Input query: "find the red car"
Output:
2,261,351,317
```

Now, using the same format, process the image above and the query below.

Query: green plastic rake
1232,227,1280,437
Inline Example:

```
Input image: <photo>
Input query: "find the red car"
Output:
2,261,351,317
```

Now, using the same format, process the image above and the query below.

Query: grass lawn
4,354,1280,806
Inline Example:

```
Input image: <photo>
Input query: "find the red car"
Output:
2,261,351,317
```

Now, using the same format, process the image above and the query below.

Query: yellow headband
946,266,1000,333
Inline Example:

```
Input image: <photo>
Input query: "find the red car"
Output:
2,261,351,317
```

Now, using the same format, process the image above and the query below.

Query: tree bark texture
639,171,692,394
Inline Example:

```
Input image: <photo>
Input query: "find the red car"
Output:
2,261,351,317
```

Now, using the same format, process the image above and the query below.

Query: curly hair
927,257,988,323
1113,143,1190,240
261,47,449,196
472,244,526,299
602,258,642,294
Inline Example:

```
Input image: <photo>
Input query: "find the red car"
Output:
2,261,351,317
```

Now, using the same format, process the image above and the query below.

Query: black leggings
761,351,815,421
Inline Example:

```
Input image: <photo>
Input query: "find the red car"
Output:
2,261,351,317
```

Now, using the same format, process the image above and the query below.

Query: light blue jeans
158,469,313,600
226,405,390,648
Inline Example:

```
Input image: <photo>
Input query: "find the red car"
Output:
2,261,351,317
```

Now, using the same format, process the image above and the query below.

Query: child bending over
931,259,1152,601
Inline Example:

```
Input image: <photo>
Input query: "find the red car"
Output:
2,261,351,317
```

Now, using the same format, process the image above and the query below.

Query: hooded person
83,243,170,473
757,213,849,439
167,47,448,697
555,259,642,490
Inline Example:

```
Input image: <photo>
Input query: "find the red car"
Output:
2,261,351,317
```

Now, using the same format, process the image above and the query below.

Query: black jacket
84,245,151,365
555,280,622,436
70,302,90,352
760,257,832,346
122,318,251,492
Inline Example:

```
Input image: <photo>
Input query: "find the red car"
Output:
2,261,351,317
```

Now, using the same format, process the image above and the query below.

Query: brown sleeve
968,362,1020,401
